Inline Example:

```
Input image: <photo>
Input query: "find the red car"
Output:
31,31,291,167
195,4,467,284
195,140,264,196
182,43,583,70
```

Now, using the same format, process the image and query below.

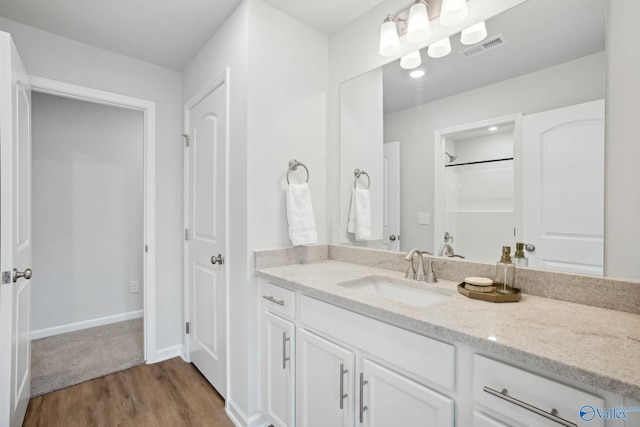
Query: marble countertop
255,260,640,400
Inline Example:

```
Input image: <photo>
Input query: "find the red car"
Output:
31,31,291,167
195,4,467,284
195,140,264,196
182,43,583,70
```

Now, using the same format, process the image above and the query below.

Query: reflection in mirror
340,0,607,276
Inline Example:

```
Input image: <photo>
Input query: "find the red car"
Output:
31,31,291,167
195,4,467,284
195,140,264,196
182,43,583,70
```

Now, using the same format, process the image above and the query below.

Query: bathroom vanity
255,246,640,427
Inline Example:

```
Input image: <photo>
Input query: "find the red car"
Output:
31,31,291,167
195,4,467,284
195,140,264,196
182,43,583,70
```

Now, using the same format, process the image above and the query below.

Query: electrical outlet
418,212,430,225
130,281,140,293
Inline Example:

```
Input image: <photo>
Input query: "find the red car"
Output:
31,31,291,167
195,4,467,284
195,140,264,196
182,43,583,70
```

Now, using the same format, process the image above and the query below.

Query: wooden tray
457,284,521,303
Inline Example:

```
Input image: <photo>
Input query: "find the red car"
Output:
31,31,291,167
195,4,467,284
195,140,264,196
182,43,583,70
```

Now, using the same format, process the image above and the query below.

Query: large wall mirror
340,0,609,276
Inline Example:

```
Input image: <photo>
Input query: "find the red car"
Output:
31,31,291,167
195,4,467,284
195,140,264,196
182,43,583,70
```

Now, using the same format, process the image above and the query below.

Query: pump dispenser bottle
495,246,516,294
513,242,528,267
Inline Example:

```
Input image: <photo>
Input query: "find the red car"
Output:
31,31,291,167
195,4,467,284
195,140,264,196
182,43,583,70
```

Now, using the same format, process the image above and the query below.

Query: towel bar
286,159,309,184
354,169,370,189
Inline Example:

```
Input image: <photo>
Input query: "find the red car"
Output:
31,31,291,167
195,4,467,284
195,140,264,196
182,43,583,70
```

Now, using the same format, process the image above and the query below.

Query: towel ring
287,159,309,184
354,169,370,189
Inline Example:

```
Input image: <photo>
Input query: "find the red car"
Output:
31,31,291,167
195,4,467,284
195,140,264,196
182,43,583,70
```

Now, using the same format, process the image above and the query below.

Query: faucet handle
404,256,416,279
425,259,438,283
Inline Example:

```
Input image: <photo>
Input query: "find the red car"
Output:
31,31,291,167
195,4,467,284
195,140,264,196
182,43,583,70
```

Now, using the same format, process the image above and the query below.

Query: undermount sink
338,276,453,308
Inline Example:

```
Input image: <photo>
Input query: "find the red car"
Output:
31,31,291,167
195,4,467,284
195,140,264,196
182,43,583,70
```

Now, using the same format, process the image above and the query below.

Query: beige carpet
30,318,144,397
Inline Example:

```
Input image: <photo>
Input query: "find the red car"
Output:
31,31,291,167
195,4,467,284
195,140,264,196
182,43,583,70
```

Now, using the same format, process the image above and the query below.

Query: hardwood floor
23,357,236,427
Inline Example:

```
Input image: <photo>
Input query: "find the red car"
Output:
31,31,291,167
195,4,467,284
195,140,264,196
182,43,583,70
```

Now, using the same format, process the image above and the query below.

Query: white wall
605,0,640,280
31,92,143,332
183,0,328,423
0,17,184,352
339,68,383,245
383,52,605,253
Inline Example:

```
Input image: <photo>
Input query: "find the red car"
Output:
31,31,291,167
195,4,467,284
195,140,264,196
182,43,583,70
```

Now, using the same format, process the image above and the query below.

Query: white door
522,100,604,276
0,32,32,427
186,80,227,397
297,328,354,427
382,141,400,251
262,312,295,427
360,358,454,427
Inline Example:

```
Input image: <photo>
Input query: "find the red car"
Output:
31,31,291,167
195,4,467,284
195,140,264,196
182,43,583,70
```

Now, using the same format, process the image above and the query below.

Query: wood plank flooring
23,357,236,427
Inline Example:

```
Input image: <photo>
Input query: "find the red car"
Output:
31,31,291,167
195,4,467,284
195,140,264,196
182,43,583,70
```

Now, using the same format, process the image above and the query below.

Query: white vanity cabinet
261,283,296,427
296,328,355,427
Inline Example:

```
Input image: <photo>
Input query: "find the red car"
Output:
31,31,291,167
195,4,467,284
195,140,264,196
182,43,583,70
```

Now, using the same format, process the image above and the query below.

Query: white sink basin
338,276,453,308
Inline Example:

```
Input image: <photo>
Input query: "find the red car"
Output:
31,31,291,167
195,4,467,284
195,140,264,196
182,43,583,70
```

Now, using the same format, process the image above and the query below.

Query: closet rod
445,157,514,168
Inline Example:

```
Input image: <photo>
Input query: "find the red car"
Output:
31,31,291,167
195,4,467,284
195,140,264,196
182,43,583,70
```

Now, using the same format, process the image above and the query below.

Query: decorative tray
457,283,521,303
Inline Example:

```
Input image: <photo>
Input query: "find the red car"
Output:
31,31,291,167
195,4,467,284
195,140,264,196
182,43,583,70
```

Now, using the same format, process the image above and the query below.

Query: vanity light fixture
488,126,498,131
409,69,426,78
407,0,431,43
400,50,422,69
440,0,469,26
461,20,487,45
427,37,451,58
379,15,403,57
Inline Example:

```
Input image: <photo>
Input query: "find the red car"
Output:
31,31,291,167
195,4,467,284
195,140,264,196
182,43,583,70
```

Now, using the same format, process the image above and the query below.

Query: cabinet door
297,328,355,427
262,311,295,427
360,358,454,427
473,411,510,427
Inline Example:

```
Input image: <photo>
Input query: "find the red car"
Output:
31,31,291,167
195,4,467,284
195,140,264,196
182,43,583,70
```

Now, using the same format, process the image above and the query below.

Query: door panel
0,32,32,427
187,80,227,397
382,142,400,251
522,100,604,275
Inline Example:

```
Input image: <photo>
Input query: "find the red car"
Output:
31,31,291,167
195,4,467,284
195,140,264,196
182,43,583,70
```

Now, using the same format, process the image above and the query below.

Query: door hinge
185,228,189,241
1,271,11,285
145,244,149,253
186,322,190,334
182,133,189,147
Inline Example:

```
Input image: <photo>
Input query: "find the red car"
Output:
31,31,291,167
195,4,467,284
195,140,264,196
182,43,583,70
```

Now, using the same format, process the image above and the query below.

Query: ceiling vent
459,34,509,58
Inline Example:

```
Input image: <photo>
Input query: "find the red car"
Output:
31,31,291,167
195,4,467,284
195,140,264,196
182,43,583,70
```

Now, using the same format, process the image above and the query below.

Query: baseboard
226,399,269,427
30,310,143,340
152,345,182,363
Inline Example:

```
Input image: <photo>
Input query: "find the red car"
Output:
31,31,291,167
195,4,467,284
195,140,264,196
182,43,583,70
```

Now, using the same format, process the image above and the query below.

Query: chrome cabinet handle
340,363,349,409
13,268,32,282
359,373,368,423
483,386,576,427
263,295,285,306
282,332,290,369
211,254,224,265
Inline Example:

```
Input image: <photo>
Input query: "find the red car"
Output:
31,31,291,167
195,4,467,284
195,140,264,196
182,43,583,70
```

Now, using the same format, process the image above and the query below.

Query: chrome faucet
403,249,425,281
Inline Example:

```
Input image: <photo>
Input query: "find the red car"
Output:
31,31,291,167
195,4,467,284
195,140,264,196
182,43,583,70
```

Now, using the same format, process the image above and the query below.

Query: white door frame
182,68,230,394
28,76,157,362
433,114,522,254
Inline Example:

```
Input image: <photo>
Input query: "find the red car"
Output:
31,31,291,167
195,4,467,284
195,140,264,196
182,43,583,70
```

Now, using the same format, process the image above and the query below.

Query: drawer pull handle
483,386,577,427
359,373,368,423
263,295,285,306
340,363,349,409
282,332,290,369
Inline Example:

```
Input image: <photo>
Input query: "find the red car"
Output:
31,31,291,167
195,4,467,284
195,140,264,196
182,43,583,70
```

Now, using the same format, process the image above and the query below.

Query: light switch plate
418,212,430,225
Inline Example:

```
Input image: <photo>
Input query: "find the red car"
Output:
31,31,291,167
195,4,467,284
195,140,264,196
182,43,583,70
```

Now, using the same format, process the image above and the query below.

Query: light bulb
461,21,487,45
440,0,468,26
379,19,401,57
427,37,451,58
400,50,422,70
407,2,431,44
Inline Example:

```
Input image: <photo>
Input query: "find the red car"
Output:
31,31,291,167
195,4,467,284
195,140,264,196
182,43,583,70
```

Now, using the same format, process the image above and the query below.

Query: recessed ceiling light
488,126,498,131
487,335,497,341
409,69,426,79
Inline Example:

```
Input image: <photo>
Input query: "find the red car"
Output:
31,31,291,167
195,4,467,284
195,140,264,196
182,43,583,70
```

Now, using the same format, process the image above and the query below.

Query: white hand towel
347,188,371,241
286,183,318,246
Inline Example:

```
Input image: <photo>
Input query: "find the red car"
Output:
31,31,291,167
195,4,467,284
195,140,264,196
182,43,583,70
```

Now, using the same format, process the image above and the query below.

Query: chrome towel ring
286,159,309,184
354,169,370,189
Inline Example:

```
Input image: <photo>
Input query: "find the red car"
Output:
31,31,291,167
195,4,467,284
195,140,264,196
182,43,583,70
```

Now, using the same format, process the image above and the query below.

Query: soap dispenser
513,242,528,267
495,246,516,294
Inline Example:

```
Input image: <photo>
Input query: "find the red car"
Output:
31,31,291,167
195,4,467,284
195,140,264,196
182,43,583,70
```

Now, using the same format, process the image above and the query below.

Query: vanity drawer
473,355,604,427
299,295,455,391
262,282,296,318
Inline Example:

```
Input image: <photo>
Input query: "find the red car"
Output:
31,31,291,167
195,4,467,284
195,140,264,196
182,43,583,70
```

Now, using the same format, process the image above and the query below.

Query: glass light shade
407,2,431,43
400,50,422,69
460,21,487,45
379,20,401,57
440,0,469,26
427,37,451,58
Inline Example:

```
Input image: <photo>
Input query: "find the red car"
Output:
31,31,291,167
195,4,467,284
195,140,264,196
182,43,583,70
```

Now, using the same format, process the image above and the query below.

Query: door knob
525,243,536,252
13,268,32,282
211,254,224,265
389,235,397,241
